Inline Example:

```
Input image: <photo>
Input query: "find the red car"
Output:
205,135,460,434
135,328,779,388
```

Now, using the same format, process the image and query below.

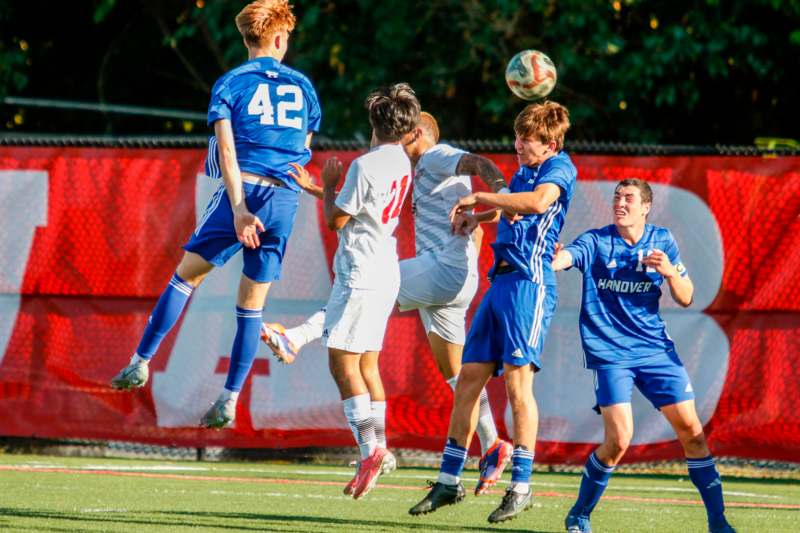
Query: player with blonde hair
110,0,321,430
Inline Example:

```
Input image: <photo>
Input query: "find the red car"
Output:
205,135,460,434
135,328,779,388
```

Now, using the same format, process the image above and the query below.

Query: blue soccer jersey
490,151,577,285
565,224,689,369
204,56,321,192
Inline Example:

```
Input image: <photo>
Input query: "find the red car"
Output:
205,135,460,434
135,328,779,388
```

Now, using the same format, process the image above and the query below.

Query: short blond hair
235,0,296,46
418,112,440,143
514,100,570,151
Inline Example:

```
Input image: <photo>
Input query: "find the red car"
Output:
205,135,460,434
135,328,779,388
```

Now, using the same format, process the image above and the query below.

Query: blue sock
570,452,615,517
136,273,194,359
437,438,467,485
687,455,726,526
510,446,534,490
224,306,263,392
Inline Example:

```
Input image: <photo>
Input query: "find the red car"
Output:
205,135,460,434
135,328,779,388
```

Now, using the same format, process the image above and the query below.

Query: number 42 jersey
205,56,321,192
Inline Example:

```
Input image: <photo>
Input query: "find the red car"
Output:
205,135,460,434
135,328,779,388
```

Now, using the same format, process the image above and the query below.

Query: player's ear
274,33,282,50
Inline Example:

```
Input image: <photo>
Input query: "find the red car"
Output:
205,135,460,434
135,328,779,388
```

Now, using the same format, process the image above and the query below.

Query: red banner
0,147,798,463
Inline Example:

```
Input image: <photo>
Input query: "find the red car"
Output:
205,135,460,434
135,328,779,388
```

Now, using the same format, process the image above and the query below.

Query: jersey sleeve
664,229,689,278
565,230,598,273
335,160,368,216
538,161,574,196
305,83,322,133
207,78,233,126
423,144,468,180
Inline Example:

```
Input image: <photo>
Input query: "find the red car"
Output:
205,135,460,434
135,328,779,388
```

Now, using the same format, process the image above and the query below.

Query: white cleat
260,322,298,364
110,362,149,390
381,450,397,475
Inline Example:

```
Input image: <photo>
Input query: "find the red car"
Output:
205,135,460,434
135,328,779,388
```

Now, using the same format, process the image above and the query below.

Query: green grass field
0,454,796,532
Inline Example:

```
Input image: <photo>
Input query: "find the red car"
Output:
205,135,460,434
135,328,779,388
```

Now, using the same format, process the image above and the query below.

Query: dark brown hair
615,178,653,204
365,83,421,142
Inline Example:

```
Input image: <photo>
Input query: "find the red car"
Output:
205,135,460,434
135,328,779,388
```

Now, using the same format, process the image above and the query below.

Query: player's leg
425,308,510,495
566,367,635,533
200,274,271,428
486,361,536,523
409,361,493,516
660,397,734,530
359,350,396,474
262,307,326,364
111,251,214,390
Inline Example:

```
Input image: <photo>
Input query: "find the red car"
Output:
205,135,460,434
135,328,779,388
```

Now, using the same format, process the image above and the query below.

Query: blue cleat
709,518,736,533
565,513,592,533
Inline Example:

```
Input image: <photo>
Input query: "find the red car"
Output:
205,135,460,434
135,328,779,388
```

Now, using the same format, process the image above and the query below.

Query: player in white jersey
285,83,420,499
264,112,515,495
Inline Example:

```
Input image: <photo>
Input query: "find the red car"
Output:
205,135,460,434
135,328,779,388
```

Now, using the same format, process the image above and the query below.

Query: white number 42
247,83,303,130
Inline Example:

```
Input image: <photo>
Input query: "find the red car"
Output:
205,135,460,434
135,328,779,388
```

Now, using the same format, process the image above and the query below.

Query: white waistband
241,174,285,187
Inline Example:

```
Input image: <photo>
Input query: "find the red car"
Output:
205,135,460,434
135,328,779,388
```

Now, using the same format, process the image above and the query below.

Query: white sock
219,388,239,402
371,400,387,449
130,353,149,365
511,482,530,494
447,376,498,455
343,393,376,459
437,472,460,485
285,307,326,349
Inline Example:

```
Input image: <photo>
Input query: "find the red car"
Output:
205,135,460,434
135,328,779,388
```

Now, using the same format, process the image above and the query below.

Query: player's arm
288,163,324,199
450,182,561,220
214,119,264,249
451,208,501,235
642,249,694,307
320,157,351,231
455,153,507,193
551,243,574,272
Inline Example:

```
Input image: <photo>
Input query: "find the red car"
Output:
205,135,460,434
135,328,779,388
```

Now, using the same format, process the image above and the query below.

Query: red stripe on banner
0,147,798,462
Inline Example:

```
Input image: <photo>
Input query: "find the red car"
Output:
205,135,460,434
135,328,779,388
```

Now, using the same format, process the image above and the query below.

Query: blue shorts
184,182,299,283
462,271,557,376
594,351,695,410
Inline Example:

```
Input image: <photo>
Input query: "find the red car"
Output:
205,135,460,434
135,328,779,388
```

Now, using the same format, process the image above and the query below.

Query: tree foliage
4,0,800,143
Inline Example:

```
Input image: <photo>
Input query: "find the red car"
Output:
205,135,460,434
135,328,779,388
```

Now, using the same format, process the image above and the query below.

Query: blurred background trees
2,0,799,144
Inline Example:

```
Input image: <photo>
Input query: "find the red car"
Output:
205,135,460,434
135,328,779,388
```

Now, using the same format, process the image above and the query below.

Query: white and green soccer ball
505,49,557,100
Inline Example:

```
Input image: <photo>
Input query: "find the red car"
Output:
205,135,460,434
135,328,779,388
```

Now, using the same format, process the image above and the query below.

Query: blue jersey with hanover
565,224,689,369
204,56,321,192
490,151,577,285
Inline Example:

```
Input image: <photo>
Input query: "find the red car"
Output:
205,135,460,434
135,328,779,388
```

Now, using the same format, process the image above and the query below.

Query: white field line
8,461,785,500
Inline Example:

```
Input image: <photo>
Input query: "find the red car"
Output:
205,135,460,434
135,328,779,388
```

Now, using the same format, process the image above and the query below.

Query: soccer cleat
408,481,466,515
381,450,397,475
199,399,236,429
708,518,737,533
343,460,360,496
487,487,533,523
565,513,593,533
110,361,149,390
260,322,298,364
351,447,388,499
475,438,513,495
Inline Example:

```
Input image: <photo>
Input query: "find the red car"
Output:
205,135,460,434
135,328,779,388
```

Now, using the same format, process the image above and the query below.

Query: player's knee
605,434,631,458
678,426,708,454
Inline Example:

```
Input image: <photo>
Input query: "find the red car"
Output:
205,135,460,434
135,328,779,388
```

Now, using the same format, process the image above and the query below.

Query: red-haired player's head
235,0,297,62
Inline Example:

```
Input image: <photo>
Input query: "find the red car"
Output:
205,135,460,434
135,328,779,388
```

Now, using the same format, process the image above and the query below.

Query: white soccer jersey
333,143,412,289
412,143,478,267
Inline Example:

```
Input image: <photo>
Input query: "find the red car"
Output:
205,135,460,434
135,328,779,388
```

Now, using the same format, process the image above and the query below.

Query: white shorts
323,281,399,353
396,252,479,345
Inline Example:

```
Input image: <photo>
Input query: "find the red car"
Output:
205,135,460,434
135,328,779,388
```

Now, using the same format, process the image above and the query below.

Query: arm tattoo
456,153,507,192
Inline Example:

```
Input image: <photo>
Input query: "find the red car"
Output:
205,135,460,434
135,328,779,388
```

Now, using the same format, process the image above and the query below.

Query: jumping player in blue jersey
110,0,322,429
552,179,736,533
409,101,576,523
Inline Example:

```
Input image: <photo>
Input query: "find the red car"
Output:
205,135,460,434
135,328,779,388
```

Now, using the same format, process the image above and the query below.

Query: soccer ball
505,50,557,100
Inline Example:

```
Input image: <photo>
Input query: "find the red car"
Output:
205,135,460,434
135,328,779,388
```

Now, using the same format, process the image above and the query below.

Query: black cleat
487,487,533,523
409,481,466,515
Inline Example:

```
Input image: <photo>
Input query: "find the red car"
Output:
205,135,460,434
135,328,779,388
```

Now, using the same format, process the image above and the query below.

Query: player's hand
452,212,479,236
449,194,478,222
503,209,522,224
320,157,344,189
641,249,677,278
554,242,564,255
233,205,265,249
287,163,316,191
